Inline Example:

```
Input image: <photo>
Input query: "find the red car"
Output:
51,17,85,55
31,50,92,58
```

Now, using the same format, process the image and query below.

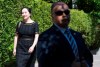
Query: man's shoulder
39,27,54,39
39,30,50,38
70,29,81,35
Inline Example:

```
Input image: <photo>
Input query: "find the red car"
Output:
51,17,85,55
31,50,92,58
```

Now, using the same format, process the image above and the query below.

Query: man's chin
61,22,69,28
62,19,67,23
58,24,68,28
62,20,69,23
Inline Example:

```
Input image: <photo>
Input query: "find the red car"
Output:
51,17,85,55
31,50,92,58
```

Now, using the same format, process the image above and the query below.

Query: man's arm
80,34,93,67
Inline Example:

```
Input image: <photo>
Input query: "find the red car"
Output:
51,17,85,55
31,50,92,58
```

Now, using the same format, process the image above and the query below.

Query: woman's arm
13,34,18,56
32,33,39,47
28,33,39,53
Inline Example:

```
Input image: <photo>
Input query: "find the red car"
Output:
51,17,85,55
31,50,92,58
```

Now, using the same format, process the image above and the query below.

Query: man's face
52,4,70,28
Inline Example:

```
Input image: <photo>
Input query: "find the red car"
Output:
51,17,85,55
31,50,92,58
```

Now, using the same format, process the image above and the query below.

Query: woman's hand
81,60,89,67
72,61,81,67
13,49,16,56
28,46,35,53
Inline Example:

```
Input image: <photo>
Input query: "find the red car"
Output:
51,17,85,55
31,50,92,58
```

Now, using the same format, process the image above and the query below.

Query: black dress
15,21,39,67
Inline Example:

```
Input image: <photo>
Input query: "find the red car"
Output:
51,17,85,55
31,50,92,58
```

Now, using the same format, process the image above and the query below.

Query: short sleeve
34,22,39,34
15,22,21,35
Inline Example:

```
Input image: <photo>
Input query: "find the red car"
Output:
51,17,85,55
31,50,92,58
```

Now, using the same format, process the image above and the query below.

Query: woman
13,7,39,67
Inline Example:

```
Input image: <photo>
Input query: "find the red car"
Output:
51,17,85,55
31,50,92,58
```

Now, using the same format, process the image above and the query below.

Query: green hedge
0,0,99,67
32,1,52,32
70,9,93,46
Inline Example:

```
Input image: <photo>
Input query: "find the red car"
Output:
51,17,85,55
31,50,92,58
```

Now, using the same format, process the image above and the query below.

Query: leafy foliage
43,0,70,3
77,0,94,13
89,11,100,49
77,0,100,13
0,0,100,67
32,0,52,32
70,9,93,46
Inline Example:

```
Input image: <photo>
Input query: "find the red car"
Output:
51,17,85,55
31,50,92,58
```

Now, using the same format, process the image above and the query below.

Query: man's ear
51,13,53,18
51,12,56,18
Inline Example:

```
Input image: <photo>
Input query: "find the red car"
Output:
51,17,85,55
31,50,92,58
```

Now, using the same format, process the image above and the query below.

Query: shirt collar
54,23,70,34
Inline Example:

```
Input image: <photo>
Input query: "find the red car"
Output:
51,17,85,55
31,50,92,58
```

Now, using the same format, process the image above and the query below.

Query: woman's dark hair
21,7,32,14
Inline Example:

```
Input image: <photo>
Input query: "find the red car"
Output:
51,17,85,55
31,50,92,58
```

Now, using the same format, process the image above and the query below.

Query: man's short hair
51,2,67,11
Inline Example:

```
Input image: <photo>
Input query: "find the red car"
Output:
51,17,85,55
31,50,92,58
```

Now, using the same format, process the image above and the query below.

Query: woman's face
21,8,31,20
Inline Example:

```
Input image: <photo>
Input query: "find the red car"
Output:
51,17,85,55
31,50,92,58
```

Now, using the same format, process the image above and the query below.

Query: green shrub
0,0,98,67
70,9,94,46
32,1,52,32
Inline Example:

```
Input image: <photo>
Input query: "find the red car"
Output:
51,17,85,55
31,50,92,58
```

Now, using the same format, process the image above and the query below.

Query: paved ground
93,55,100,67
92,48,100,67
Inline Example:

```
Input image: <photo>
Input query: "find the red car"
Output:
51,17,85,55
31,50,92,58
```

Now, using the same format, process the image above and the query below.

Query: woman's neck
23,18,34,23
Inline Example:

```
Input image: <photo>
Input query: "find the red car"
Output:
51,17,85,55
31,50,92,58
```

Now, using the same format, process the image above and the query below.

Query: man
37,2,93,67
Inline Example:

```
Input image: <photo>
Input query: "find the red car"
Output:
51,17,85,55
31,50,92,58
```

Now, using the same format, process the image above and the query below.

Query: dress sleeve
15,22,21,35
34,22,39,34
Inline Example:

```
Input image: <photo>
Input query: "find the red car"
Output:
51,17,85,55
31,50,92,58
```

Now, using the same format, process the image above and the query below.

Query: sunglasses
55,10,70,16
